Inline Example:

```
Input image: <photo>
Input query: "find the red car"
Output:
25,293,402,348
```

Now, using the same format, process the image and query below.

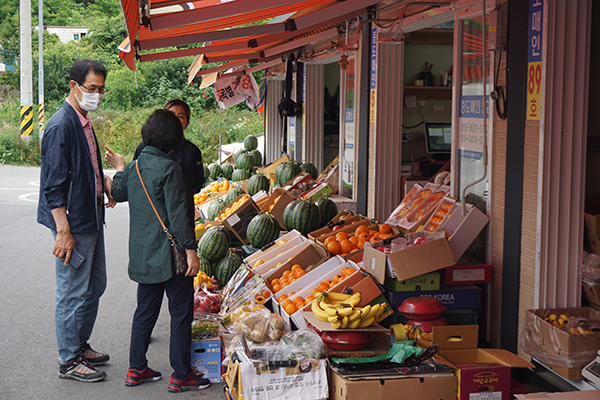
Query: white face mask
76,83,103,112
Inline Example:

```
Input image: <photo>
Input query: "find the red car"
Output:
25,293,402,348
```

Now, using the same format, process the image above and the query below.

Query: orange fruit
281,299,293,308
349,236,359,247
279,277,289,286
355,225,369,235
305,295,315,304
288,277,297,284
277,294,288,303
318,282,329,292
288,291,296,297
357,232,370,242
357,240,365,249
327,241,341,255
341,267,351,277
293,296,305,305
379,223,392,234
324,236,337,246
340,240,353,254
272,283,281,292
311,288,320,298
282,270,292,279
295,300,305,308
284,303,297,315
294,269,306,279
335,231,349,241
291,264,303,273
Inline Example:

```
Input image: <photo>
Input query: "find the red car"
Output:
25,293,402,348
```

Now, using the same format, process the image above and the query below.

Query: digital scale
582,350,600,387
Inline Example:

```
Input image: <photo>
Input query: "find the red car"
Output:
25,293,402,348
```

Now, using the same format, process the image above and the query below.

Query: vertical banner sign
370,28,377,123
458,95,489,159
527,0,543,121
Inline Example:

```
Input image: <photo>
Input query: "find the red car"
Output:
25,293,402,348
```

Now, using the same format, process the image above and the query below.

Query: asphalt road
0,165,224,400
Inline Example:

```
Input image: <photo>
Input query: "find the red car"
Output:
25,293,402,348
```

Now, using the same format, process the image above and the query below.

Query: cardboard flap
479,349,534,368
363,245,388,284
433,325,479,350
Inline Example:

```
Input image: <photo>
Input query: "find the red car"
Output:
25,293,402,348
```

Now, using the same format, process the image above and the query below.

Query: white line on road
18,193,39,203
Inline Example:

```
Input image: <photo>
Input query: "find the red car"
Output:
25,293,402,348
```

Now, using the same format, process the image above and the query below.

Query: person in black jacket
107,100,204,228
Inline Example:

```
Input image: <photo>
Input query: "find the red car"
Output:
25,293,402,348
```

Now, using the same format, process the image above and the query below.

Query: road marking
0,188,36,190
19,193,39,203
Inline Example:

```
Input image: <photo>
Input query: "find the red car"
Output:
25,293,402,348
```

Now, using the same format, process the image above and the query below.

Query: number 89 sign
527,61,542,121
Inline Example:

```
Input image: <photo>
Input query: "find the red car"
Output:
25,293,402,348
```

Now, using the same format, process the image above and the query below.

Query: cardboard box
583,282,600,307
227,358,328,400
244,230,302,264
257,154,289,182
253,240,313,276
329,370,458,400
299,182,333,202
220,195,260,244
584,196,600,256
521,307,600,377
259,188,295,229
443,264,492,285
433,325,533,400
283,172,316,193
308,214,368,241
263,242,329,285
443,202,489,261
384,272,441,292
516,391,600,400
191,338,222,383
386,284,482,310
363,235,456,285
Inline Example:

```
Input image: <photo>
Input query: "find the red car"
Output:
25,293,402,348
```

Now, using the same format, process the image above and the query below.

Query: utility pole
38,0,44,138
20,0,33,139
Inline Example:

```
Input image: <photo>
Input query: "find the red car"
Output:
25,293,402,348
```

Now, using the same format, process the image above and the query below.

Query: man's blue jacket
37,100,105,233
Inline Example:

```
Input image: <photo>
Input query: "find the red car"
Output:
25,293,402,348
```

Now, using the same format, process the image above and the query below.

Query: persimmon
341,267,352,277
291,264,303,273
277,294,288,303
282,270,292,279
272,283,282,293
357,240,365,249
324,236,337,246
281,299,293,309
349,236,360,247
305,295,315,304
355,225,369,235
311,288,320,298
379,224,392,234
340,240,353,254
271,278,280,287
335,231,349,241
293,296,305,305
284,303,297,315
327,241,341,255
325,279,332,287
294,269,306,279
318,282,330,292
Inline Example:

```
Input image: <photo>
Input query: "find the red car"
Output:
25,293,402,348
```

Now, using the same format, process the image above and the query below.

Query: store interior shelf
404,86,452,101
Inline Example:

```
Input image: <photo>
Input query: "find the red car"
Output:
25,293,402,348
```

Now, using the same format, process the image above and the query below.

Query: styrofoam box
275,259,361,331
251,190,269,204
244,230,303,264
252,240,312,277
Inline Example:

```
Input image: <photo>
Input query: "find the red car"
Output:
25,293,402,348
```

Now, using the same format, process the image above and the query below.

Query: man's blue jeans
53,214,107,365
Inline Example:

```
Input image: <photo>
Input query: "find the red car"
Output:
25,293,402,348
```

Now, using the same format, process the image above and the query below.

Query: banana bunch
545,313,569,328
402,324,434,348
311,291,386,329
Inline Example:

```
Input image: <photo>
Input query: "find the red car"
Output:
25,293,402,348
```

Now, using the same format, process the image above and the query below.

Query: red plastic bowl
398,296,446,320
321,331,370,350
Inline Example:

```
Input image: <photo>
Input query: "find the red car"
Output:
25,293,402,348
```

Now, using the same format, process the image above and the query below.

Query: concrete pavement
0,165,224,399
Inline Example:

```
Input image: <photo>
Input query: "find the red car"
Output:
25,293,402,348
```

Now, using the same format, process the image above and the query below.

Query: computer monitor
425,122,452,153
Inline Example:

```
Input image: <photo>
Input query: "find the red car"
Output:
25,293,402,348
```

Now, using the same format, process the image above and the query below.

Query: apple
332,225,342,231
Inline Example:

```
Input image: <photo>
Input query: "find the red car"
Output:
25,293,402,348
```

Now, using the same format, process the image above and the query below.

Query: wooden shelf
404,86,452,101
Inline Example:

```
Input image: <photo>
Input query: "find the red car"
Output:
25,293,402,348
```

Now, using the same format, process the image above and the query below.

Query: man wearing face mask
38,59,116,382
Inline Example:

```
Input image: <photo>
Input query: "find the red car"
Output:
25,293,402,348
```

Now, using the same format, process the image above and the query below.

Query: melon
247,213,280,249
247,174,270,196
231,168,250,182
315,197,338,228
244,135,259,151
215,249,243,286
300,162,318,180
221,163,234,180
197,226,230,263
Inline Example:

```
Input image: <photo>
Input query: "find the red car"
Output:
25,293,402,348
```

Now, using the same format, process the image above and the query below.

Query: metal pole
38,0,44,138
20,0,33,139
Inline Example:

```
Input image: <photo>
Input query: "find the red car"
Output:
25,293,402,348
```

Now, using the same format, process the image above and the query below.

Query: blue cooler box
386,284,481,310
191,338,222,383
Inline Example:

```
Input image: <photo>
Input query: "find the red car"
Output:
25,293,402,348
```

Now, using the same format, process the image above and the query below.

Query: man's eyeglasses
80,84,108,94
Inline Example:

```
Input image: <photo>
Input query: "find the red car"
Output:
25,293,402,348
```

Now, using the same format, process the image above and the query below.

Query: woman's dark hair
69,59,107,85
141,109,184,154
164,99,191,122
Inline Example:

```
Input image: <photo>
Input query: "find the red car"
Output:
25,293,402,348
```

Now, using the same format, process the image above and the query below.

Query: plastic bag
233,308,285,343
194,283,222,317
191,313,222,340
580,251,600,285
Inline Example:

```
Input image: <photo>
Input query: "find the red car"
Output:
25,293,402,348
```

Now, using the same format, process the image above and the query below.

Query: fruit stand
189,135,534,400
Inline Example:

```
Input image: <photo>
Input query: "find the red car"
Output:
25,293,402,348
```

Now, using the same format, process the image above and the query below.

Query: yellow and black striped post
20,106,33,136
38,104,44,131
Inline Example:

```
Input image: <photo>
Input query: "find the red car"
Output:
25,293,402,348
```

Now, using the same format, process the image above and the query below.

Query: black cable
491,51,507,120
402,106,426,129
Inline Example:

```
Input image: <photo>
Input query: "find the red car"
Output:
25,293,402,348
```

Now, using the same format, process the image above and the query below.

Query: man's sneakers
125,367,162,387
167,372,211,392
80,341,110,366
59,355,107,382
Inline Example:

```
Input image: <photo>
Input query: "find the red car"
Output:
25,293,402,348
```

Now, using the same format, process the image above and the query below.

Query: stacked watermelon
246,213,280,249
247,174,270,196
225,186,246,206
231,135,263,181
231,168,250,182
300,162,318,180
198,256,213,277
197,226,230,263
207,196,227,221
208,163,222,180
221,163,234,180
315,197,338,228
281,199,321,235
214,249,243,286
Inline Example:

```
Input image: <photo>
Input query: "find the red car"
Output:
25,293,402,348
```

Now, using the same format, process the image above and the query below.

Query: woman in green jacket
108,109,209,392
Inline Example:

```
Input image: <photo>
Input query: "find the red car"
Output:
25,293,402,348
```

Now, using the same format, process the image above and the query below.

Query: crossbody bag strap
135,160,174,242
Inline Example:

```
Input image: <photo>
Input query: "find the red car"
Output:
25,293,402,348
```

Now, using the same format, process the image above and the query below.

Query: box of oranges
251,239,313,276
259,188,295,229
244,230,303,267
218,194,260,245
263,242,329,290
308,213,367,241
318,223,400,261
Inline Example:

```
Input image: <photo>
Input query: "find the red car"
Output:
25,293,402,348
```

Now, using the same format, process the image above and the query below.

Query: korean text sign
527,0,544,121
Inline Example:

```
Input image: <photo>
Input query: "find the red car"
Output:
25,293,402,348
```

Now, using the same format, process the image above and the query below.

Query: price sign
527,0,544,120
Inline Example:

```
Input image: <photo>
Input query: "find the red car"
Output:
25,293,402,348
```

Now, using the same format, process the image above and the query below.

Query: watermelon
234,148,248,163
250,149,262,166
197,226,230,262
244,134,259,151
202,179,212,188
197,256,213,277
247,213,280,249
282,199,302,231
231,168,250,182
250,167,259,176
215,249,243,286
276,161,302,186
203,164,210,181
207,196,226,221
236,152,255,171
221,163,234,180
300,162,318,180
225,186,246,206
289,199,321,236
208,163,222,180
315,197,338,228
247,174,270,196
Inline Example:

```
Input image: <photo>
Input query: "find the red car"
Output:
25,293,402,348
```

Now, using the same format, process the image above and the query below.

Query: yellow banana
324,305,340,317
311,296,330,322
359,316,375,328
420,330,433,341
328,315,341,323
348,318,361,329
375,303,387,317
326,292,353,302
331,319,342,329
359,305,371,318
348,309,361,322
344,293,362,307
341,316,349,329
416,333,432,348
336,306,355,317
364,304,381,320
405,325,416,340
